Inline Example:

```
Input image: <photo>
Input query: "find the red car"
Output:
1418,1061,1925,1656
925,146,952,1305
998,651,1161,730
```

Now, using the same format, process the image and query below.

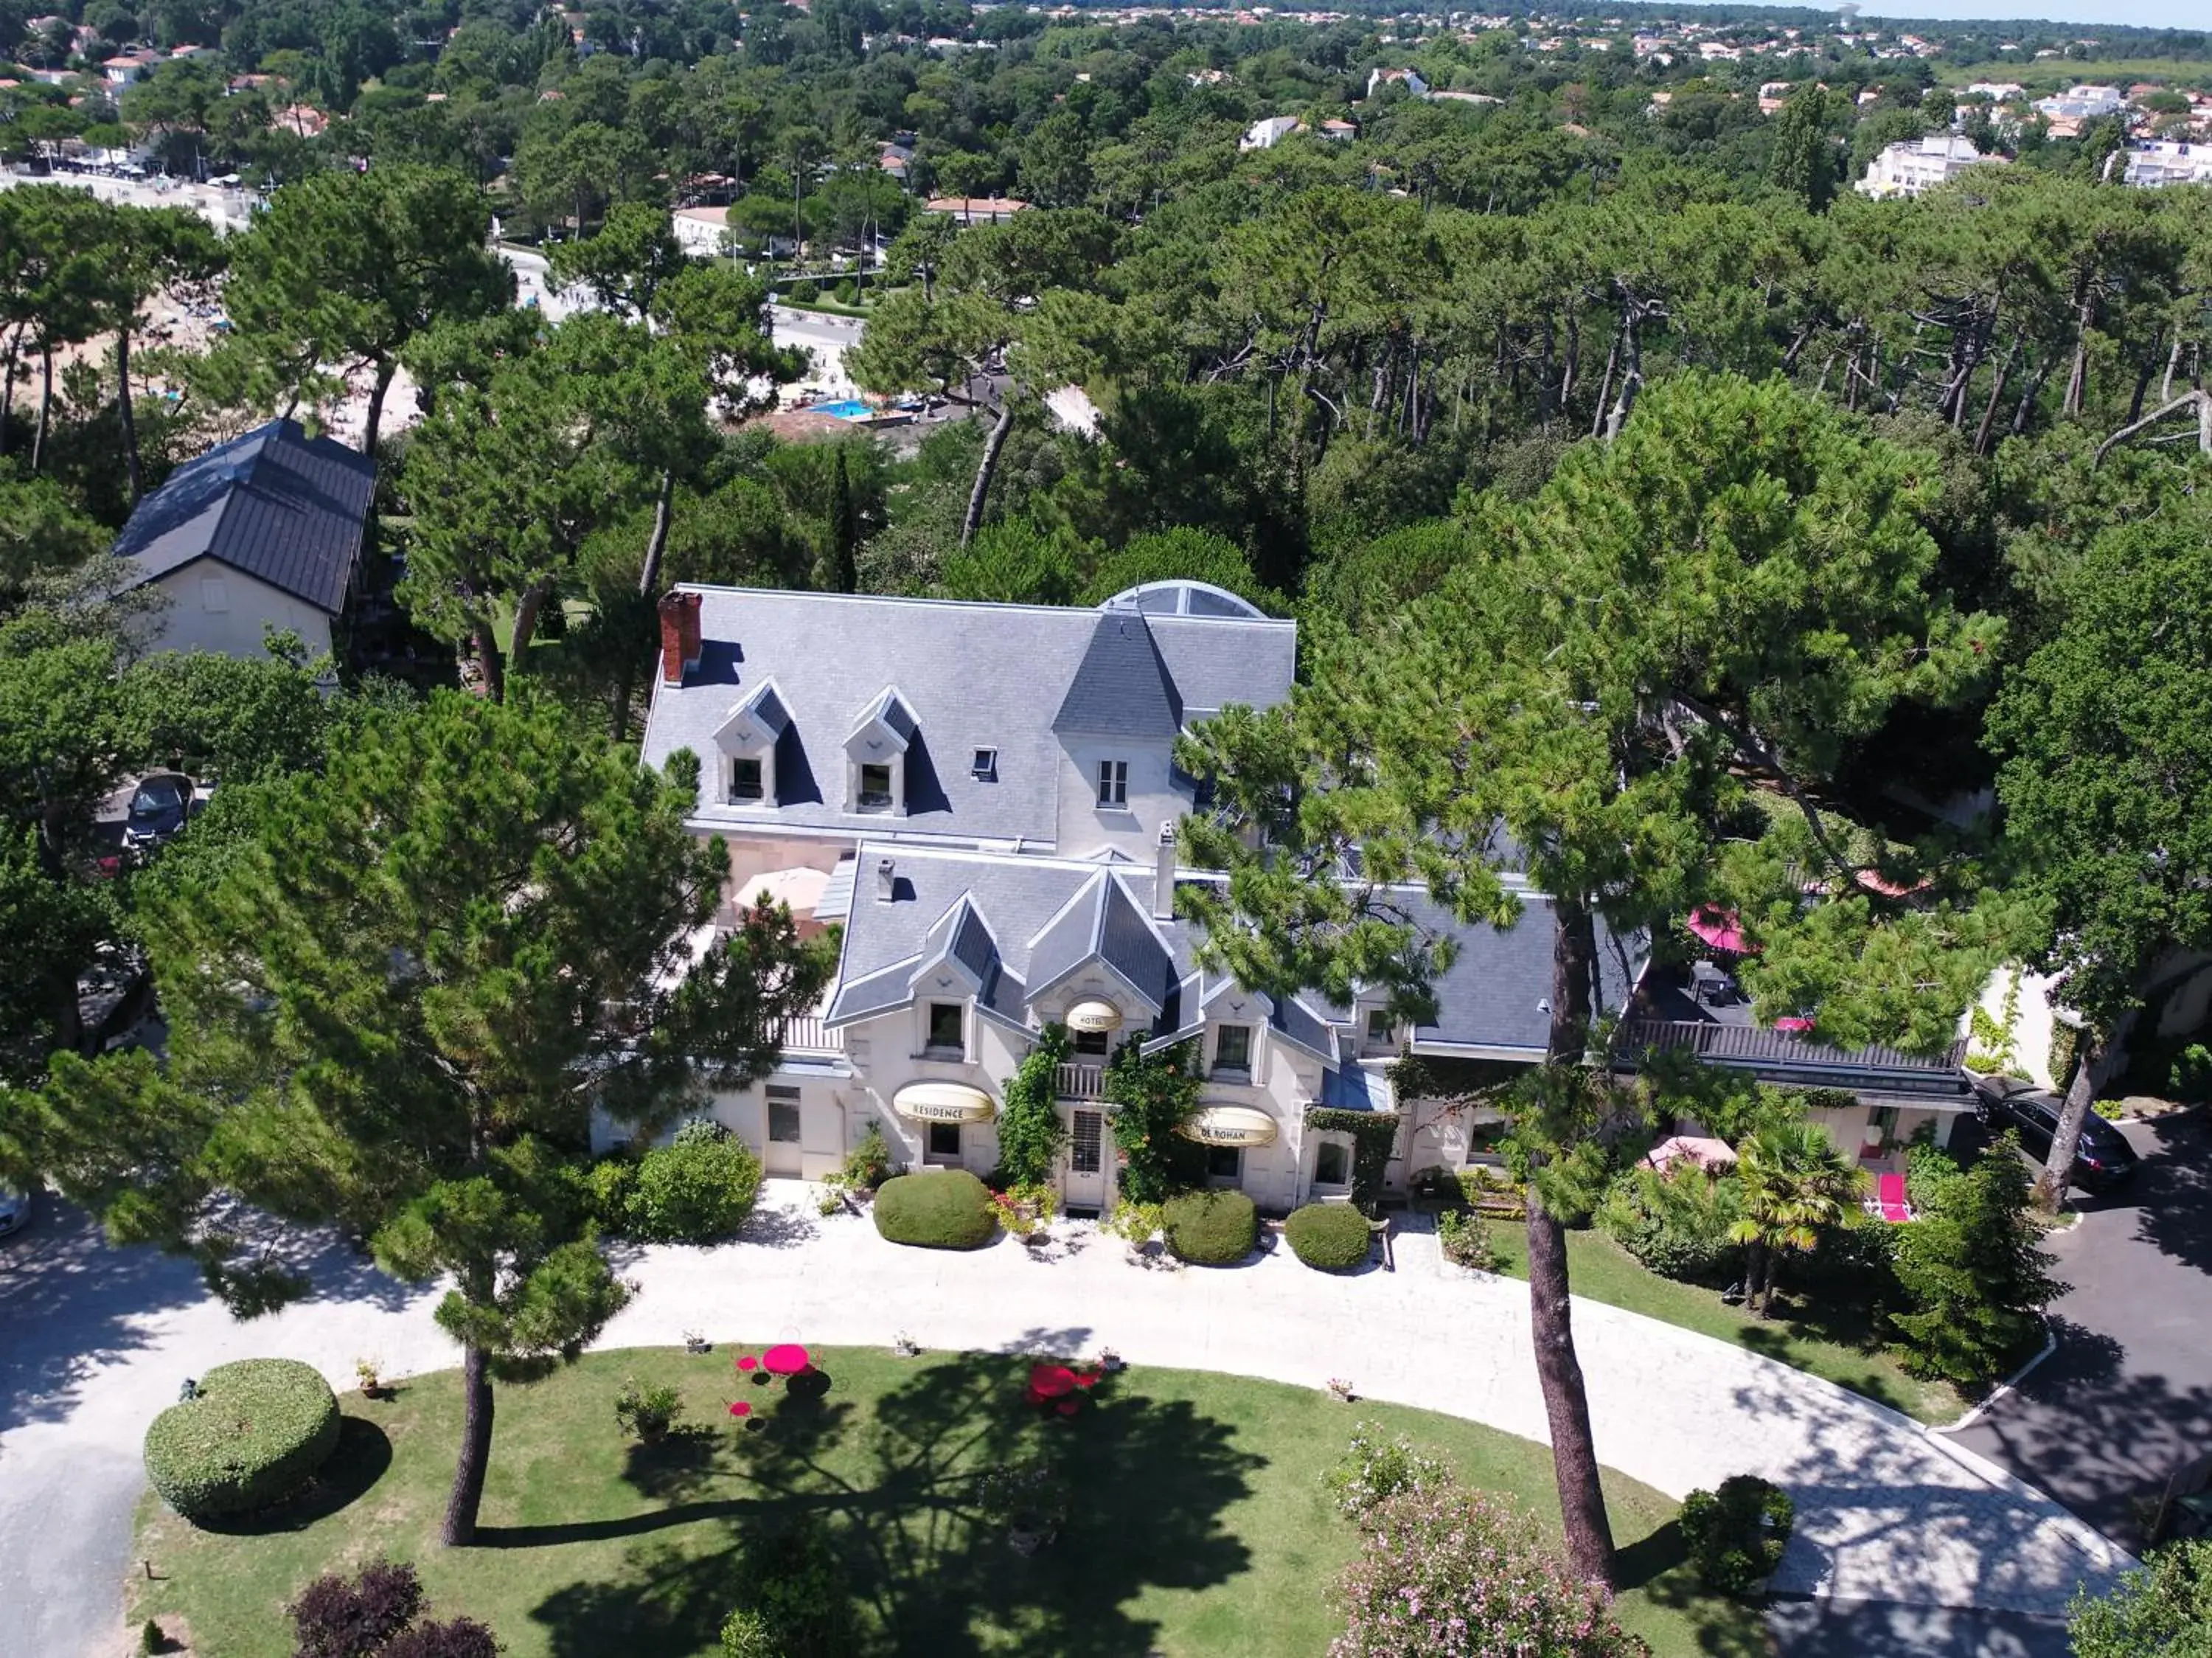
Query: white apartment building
2124,140,2212,188
1856,133,2008,199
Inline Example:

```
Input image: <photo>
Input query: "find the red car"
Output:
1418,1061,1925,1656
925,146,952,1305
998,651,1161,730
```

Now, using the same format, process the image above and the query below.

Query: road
1951,1109,2212,1544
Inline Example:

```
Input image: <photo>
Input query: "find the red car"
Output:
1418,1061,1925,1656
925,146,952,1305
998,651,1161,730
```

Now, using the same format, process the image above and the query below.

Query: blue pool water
813,400,873,420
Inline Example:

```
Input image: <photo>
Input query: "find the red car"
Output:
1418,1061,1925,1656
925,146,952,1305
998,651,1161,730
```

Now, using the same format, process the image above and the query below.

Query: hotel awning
892,1081,995,1123
1065,999,1123,1034
1177,1106,1279,1148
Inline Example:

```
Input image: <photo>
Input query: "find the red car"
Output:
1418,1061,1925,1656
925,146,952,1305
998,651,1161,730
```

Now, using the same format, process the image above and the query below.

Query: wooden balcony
1618,1018,1969,1095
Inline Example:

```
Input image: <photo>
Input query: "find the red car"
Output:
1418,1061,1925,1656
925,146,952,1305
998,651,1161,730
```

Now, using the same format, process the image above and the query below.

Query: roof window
972,747,998,781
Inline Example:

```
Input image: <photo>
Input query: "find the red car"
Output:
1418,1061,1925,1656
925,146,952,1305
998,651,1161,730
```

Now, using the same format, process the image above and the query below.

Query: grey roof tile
642,588,1295,844
114,418,374,615
1051,611,1183,738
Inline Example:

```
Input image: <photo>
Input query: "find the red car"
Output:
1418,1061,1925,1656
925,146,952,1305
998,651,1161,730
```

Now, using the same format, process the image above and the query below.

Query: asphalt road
1950,1109,2212,1546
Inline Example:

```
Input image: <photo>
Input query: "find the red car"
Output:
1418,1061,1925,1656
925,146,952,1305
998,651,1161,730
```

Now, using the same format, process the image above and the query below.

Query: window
730,757,765,802
858,763,894,811
1315,1140,1350,1187
926,1001,964,1052
1205,1143,1242,1182
1096,759,1128,808
1071,1109,1103,1174
1213,1024,1252,1074
199,575,229,613
971,747,998,780
1071,1026,1110,1056
1365,1008,1393,1047
767,1086,801,1144
927,1120,961,1159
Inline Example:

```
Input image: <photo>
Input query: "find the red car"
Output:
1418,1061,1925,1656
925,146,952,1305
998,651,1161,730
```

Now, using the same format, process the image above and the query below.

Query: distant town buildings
1857,134,2007,200
2124,141,2212,188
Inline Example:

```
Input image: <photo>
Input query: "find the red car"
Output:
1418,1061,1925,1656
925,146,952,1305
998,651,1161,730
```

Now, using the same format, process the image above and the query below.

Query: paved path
1952,1110,2212,1545
0,1188,2135,1657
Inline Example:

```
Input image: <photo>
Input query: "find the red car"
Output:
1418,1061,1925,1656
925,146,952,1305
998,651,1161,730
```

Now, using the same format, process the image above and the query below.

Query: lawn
1484,1221,1970,1426
131,1345,1769,1658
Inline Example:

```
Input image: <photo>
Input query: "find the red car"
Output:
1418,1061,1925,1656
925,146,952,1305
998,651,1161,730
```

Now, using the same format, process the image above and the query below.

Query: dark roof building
115,418,375,617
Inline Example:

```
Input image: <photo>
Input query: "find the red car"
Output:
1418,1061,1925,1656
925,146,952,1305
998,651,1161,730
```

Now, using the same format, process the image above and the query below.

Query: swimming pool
812,399,874,420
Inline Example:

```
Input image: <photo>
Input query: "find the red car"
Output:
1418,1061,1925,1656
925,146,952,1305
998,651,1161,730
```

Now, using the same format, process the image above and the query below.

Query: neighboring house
1239,115,1304,150
670,204,730,257
1967,80,2027,101
112,418,375,665
922,195,1029,224
2124,140,2212,187
2033,85,2125,125
1318,118,1357,141
1366,66,1428,98
1856,134,2007,198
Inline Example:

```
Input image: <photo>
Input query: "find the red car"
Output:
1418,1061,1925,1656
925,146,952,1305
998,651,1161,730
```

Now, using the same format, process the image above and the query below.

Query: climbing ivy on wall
1304,1108,1401,1214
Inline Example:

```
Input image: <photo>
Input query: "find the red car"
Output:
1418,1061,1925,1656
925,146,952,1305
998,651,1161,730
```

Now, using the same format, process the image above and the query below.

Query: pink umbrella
1686,906,1756,955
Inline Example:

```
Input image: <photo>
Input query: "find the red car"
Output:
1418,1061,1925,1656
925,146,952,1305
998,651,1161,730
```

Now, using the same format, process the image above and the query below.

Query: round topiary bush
1285,1202,1373,1271
622,1120,764,1244
1161,1190,1257,1265
144,1358,342,1523
1680,1473,1796,1595
873,1169,998,1249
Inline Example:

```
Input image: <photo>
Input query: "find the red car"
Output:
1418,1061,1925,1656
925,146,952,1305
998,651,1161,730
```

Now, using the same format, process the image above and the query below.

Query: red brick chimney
658,589,702,686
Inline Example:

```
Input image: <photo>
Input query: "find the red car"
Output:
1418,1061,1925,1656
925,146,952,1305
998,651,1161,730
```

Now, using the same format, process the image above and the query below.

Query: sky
1673,1,2207,32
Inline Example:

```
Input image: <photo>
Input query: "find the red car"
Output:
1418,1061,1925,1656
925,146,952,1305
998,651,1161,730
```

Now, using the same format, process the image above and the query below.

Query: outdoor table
763,1343,810,1377
1774,1016,1815,1034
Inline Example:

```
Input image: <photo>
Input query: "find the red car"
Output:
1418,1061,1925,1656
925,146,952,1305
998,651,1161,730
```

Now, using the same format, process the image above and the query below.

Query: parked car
1971,1075,2139,1191
0,1183,30,1238
123,772,192,849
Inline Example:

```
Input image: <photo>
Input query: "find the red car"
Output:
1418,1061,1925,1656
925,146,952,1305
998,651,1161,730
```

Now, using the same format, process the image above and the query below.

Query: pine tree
1888,1137,2063,1384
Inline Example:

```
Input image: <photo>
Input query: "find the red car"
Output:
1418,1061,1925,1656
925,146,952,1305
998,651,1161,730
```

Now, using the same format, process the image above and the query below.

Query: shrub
1104,1038,1202,1203
1331,1485,1648,1657
2067,1536,2212,1658
622,1122,763,1244
720,1609,775,1658
1161,1190,1257,1265
1596,1165,1742,1283
291,1560,499,1658
1286,1203,1373,1271
785,280,819,303
991,1179,1058,1238
1436,1208,1501,1272
1324,1422,1450,1519
1679,1474,1795,1595
832,278,858,306
145,1358,341,1523
613,1377,684,1440
993,1024,1069,1187
873,1170,998,1249
1888,1135,2062,1384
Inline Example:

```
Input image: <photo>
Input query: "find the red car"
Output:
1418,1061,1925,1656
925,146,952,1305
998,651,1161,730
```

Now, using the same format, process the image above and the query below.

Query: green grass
1486,1222,1969,1426
130,1345,1768,1658
1934,58,2212,92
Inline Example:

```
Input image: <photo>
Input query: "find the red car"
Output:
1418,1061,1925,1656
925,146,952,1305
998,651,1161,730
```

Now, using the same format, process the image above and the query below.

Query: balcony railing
773,1014,836,1054
1056,1061,1105,1100
1618,1019,1967,1080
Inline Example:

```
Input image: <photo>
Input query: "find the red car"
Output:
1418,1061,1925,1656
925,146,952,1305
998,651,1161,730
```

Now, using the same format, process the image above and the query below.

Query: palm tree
1728,1119,1860,1317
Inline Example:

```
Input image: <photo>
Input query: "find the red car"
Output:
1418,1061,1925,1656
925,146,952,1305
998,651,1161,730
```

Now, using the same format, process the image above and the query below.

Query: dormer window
730,757,765,802
1213,1024,1252,1075
1097,759,1128,808
925,1001,964,1054
859,763,894,811
846,685,917,816
1363,1007,1394,1052
713,679,786,808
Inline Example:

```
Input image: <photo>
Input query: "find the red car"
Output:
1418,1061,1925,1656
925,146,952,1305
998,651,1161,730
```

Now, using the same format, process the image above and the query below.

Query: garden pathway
0,1188,2135,1657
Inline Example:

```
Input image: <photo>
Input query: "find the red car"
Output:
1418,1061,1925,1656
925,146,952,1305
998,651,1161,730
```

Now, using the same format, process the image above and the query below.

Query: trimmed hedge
873,1170,998,1250
1680,1474,1795,1595
144,1358,341,1523
1285,1202,1373,1271
1162,1190,1258,1265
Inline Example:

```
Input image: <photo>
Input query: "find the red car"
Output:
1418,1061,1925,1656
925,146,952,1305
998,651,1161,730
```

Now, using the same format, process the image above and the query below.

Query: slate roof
819,845,1618,1066
643,588,1295,843
1052,611,1183,738
114,418,375,615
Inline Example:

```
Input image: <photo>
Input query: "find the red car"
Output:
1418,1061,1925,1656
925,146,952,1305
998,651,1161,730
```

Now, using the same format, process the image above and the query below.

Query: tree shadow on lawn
194,1415,395,1536
524,1353,1262,1658
1730,1295,1930,1419
1615,1521,1773,1658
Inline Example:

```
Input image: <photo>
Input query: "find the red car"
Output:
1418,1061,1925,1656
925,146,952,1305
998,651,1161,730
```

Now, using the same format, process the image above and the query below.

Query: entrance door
764,1085,804,1177
1064,1108,1106,1211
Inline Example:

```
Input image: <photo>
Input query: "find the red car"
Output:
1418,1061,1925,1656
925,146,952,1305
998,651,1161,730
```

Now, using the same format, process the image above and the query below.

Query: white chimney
1153,822,1176,920
876,857,897,904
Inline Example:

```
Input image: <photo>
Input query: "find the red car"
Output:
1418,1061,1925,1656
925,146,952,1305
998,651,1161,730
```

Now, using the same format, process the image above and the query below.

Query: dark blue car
1971,1075,2139,1193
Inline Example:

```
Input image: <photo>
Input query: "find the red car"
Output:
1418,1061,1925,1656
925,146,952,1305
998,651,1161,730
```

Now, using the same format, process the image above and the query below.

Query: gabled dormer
846,685,919,816
713,679,789,807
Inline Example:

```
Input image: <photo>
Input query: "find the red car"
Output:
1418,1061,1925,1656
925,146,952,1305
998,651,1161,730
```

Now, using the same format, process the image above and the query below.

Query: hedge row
143,1358,341,1524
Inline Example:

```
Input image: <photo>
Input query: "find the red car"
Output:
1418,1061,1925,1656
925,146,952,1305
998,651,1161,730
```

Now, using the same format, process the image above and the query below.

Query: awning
1065,999,1122,1034
892,1081,995,1123
1177,1106,1279,1148
735,865,830,915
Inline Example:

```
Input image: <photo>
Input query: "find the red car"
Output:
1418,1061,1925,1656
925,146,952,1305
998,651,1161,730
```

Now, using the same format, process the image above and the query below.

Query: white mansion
610,580,1971,1209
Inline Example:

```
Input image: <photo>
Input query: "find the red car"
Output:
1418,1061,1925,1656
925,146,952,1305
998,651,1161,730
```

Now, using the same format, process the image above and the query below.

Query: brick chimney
658,589,702,686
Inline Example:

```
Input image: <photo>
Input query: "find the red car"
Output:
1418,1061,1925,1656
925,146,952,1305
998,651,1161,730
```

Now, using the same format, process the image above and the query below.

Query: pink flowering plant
1330,1486,1649,1658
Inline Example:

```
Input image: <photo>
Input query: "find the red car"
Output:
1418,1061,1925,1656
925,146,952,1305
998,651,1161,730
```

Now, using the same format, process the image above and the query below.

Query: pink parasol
1686,906,1756,955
